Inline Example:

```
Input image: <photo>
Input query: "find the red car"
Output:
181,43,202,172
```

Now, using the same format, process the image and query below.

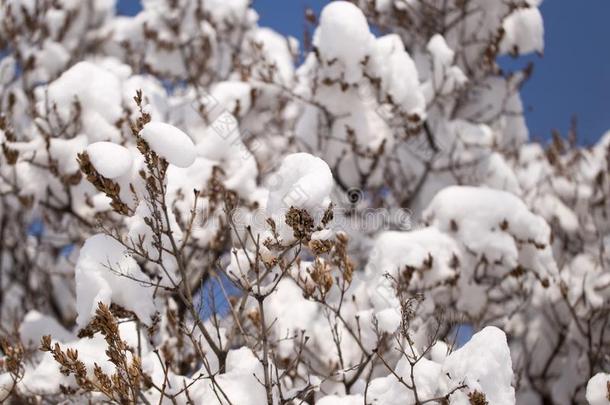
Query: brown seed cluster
331,231,354,284
468,390,489,405
0,337,24,377
285,206,315,241
40,303,150,404
307,258,334,298
77,151,130,215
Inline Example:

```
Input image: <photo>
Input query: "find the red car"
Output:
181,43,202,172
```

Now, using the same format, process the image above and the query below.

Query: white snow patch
75,234,156,328
500,7,544,55
266,152,333,216
314,1,373,83
586,373,610,405
86,142,133,179
139,121,196,168
444,326,515,405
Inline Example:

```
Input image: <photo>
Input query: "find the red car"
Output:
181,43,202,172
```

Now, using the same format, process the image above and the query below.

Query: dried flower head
285,206,315,241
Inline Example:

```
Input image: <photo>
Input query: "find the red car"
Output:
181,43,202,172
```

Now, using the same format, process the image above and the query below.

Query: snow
190,117,259,197
318,395,363,405
126,200,182,280
562,254,610,309
366,327,515,404
311,228,333,241
422,34,467,100
86,141,133,179
367,374,410,405
0,56,15,86
122,75,168,120
139,121,196,168
48,135,88,174
500,7,544,55
428,34,454,65
314,1,373,83
364,227,460,323
266,152,333,216
205,0,249,24
190,347,270,405
264,279,319,357
367,227,460,287
40,61,123,142
210,81,253,116
0,1,606,404
37,40,70,79
443,326,515,405
400,357,443,399
423,186,557,281
165,157,216,213
19,321,145,396
75,234,156,328
248,27,295,85
371,34,426,116
481,153,522,195
20,334,112,395
586,373,610,405
374,308,402,334
19,311,75,345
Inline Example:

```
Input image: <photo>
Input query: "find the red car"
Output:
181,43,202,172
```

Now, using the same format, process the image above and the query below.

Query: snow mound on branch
561,254,610,309
126,200,183,282
19,311,75,345
37,40,70,80
314,1,373,83
422,34,467,101
371,34,426,116
363,227,460,325
192,116,259,197
423,186,557,280
210,81,253,116
20,334,114,394
139,121,196,168
41,61,123,142
427,34,455,65
122,75,169,120
205,0,249,25
86,142,133,179
443,326,515,405
586,373,610,405
19,321,146,395
263,153,333,242
500,7,544,55
318,395,363,405
367,356,441,404
366,327,515,404
75,234,155,328
48,135,88,174
191,347,269,404
266,152,333,216
264,279,319,357
366,227,460,284
166,157,215,212
248,27,295,85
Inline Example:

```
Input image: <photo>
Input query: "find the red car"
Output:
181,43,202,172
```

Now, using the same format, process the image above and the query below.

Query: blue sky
118,0,609,145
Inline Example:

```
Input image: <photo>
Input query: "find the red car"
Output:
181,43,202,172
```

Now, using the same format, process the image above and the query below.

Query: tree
0,0,608,404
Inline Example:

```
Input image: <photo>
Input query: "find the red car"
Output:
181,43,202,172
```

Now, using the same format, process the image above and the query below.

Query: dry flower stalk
40,303,150,404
